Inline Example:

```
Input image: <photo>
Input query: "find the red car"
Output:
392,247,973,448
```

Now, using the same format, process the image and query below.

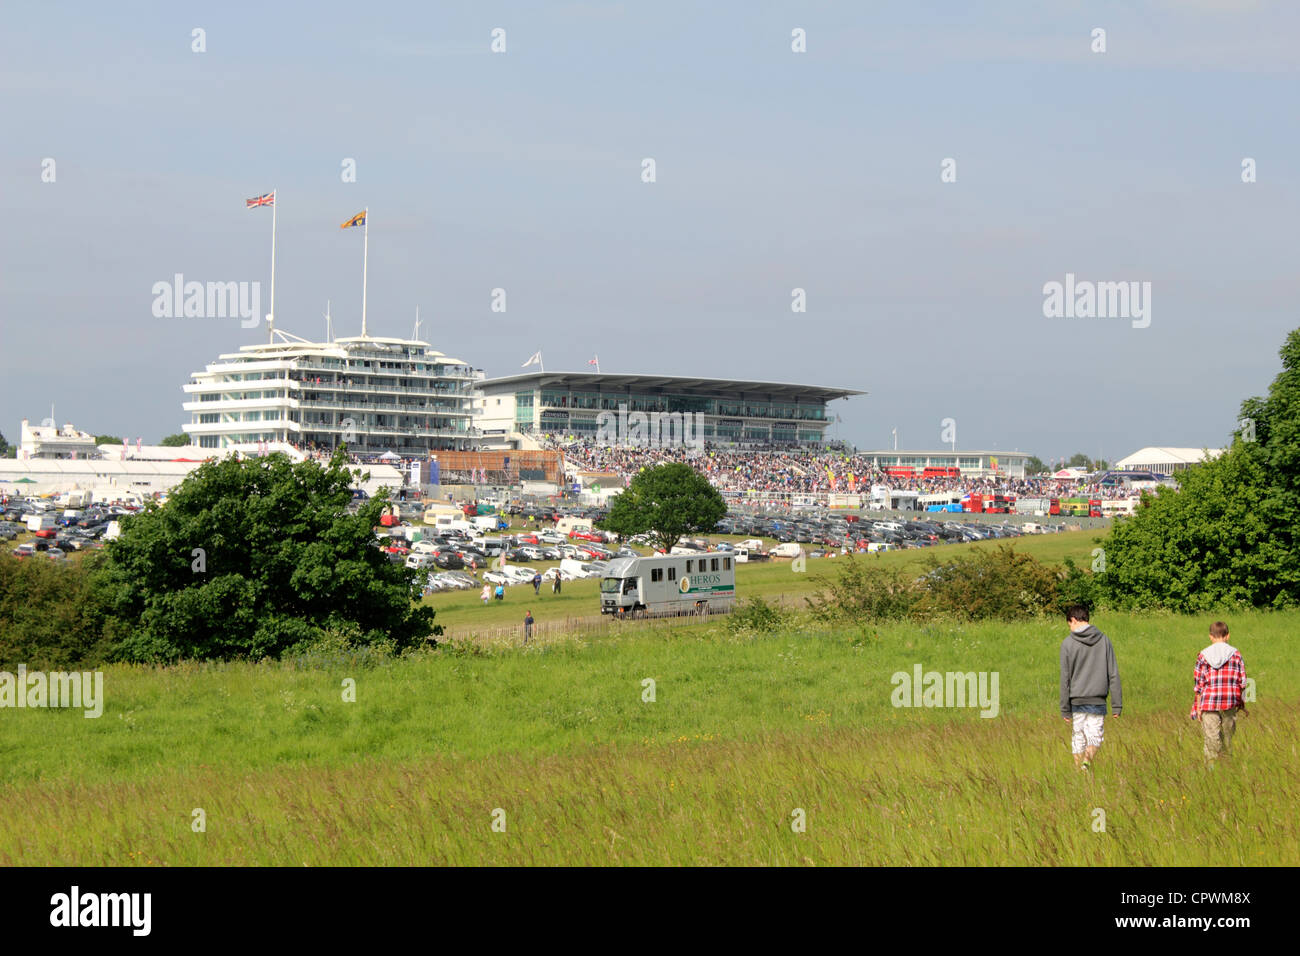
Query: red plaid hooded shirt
1193,646,1246,714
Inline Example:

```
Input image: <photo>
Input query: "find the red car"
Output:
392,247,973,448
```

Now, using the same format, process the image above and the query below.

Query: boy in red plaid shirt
1189,621,1248,761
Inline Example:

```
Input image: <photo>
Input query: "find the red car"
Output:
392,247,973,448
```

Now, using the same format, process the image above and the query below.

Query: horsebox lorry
600,553,736,617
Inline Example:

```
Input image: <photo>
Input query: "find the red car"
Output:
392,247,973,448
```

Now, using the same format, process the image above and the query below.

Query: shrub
806,557,921,623
0,553,118,669
913,546,1062,621
808,547,1067,624
726,597,791,633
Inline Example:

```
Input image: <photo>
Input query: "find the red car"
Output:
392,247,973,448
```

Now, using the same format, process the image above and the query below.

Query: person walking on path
532,572,542,595
494,584,505,601
1190,620,1248,762
552,573,561,595
1059,605,1122,772
523,609,534,643
480,584,491,605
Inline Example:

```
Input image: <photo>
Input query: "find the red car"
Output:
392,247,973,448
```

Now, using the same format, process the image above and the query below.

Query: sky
3,0,1298,464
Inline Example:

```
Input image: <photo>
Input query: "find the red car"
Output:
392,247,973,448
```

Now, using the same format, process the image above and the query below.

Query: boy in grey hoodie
1059,606,1122,771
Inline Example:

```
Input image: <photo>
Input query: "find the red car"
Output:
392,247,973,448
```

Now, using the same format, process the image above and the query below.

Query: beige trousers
1201,707,1238,759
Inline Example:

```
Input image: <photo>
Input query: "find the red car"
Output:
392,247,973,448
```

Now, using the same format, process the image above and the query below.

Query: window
667,567,676,581
685,560,693,573
651,568,663,582
723,557,730,570
711,558,719,571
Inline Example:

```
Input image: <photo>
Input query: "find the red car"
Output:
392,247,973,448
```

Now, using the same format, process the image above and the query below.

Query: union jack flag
246,192,275,208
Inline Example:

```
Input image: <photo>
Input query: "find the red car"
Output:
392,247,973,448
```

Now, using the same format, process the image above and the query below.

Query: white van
26,514,55,533
769,542,803,559
473,514,507,533
431,514,474,536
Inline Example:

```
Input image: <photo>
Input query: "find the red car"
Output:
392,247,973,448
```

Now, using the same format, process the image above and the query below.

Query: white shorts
1071,713,1105,754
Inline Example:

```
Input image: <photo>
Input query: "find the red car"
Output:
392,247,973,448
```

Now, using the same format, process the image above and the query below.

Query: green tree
0,431,11,458
94,450,438,661
600,462,727,552
94,435,123,446
159,433,189,447
1098,328,1300,610
1025,455,1047,475
1066,453,1092,469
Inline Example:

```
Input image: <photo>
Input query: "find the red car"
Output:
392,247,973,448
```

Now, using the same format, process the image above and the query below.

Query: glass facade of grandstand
182,336,483,455
504,384,838,446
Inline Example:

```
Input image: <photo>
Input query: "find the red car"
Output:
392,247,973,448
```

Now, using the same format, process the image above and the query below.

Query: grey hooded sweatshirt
1060,624,1123,717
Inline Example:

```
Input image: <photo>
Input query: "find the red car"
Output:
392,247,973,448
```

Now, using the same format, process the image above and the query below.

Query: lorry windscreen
600,577,622,593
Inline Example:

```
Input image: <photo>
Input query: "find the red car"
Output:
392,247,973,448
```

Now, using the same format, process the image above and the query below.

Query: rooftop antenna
412,306,421,342
326,300,333,342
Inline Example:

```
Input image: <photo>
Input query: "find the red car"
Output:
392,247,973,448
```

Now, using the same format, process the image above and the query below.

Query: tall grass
0,606,1294,865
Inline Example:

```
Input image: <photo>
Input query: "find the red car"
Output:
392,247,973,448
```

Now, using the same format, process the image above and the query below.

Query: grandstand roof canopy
1115,447,1222,468
480,371,863,401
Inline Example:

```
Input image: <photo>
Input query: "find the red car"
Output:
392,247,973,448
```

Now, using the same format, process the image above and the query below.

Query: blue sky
3,0,1297,461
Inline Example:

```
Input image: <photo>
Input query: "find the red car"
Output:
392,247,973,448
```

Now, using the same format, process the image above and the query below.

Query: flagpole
269,188,277,344
539,350,544,373
361,208,369,337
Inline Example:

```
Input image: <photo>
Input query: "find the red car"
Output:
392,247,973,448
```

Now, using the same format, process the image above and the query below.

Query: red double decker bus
922,466,960,479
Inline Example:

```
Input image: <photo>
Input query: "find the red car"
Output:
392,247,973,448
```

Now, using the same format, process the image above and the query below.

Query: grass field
427,528,1108,633
2,601,1295,865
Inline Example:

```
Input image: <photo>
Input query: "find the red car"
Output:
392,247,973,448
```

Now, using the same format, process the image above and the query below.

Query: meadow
426,526,1107,633
1,593,1295,865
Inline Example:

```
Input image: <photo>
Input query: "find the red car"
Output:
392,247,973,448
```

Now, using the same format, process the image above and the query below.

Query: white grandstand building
182,330,485,454
474,371,863,450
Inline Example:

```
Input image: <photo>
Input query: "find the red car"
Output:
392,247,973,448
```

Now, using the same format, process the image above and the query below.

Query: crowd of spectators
547,437,1147,500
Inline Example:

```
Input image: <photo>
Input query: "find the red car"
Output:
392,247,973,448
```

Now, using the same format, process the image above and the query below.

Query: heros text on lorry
600,553,736,618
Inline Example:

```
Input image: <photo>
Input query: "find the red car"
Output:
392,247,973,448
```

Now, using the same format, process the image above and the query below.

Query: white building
182,330,484,455
18,418,99,460
858,450,1031,479
1115,447,1222,475
0,443,406,499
